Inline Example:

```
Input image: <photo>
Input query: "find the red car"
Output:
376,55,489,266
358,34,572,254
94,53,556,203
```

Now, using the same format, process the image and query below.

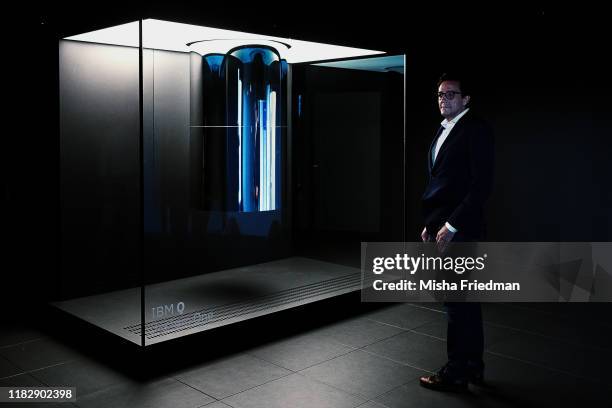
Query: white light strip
270,91,276,210
259,100,264,211
64,19,384,63
237,71,242,208
266,90,271,210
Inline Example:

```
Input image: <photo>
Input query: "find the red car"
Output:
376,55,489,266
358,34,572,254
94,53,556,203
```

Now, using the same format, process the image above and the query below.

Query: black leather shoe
419,366,469,392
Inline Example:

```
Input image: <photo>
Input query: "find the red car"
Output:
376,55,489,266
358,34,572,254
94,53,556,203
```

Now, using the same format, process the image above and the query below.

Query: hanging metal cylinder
192,43,283,213
226,45,282,212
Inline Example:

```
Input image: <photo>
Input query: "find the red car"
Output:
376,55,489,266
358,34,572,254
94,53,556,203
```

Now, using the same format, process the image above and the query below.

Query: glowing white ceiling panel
64,19,384,63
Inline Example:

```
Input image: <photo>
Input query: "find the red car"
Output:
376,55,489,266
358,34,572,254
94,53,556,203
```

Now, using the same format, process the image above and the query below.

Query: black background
5,3,611,313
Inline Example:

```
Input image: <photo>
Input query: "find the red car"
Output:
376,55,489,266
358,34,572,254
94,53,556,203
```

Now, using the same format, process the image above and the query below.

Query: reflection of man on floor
419,73,495,391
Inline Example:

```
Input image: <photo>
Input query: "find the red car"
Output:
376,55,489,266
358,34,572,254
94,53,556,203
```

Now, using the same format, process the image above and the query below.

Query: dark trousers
426,225,485,374
444,302,484,373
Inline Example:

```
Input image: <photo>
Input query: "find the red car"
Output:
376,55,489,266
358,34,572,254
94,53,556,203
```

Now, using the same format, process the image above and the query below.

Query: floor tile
313,317,405,348
30,357,130,398
487,332,612,383
247,331,354,371
412,320,517,348
0,338,78,372
300,350,423,400
519,312,612,351
75,377,214,408
480,353,612,407
0,372,44,387
0,323,44,347
173,354,291,399
375,354,612,408
364,304,444,330
408,303,445,311
201,402,233,408
0,355,22,378
512,303,612,327
356,401,390,408
375,380,489,408
363,331,447,371
481,304,543,331
222,373,366,408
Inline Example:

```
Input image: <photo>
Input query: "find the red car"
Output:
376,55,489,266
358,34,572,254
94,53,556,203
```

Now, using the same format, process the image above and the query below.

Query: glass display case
56,19,405,346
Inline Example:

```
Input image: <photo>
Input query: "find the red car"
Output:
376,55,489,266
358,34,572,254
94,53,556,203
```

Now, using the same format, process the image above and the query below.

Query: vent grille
125,273,361,340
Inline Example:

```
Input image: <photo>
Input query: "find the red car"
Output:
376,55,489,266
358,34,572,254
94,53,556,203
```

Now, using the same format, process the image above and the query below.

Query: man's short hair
437,73,472,98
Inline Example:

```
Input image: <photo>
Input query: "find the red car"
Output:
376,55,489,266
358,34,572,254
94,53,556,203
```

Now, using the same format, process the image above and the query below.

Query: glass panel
292,55,406,267
140,49,405,345
56,18,404,346
55,21,142,345
141,22,293,345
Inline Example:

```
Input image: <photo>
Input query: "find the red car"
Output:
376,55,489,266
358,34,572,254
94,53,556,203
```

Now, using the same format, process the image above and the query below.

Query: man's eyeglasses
437,91,462,100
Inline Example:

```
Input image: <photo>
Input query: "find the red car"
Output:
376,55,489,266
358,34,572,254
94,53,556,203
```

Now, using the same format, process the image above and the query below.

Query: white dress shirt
432,107,470,163
432,108,470,233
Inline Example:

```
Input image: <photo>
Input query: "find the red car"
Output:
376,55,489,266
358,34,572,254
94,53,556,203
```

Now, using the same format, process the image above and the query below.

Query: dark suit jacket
422,110,495,239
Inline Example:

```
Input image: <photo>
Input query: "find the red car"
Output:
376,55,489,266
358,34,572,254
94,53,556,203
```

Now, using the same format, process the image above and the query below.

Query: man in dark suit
419,73,494,391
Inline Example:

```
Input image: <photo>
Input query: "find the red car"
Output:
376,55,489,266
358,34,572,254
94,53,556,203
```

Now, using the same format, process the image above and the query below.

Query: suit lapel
428,126,444,173
430,112,470,173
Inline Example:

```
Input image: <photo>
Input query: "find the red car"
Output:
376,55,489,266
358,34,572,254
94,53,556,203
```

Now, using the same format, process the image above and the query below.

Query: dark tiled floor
487,332,612,383
247,331,355,371
299,350,423,399
310,317,405,349
75,378,215,408
0,355,22,379
1,300,611,408
0,324,43,347
29,357,132,398
172,354,292,399
362,331,448,371
412,319,518,348
0,337,78,372
362,303,445,330
0,372,45,387
356,402,390,408
222,373,366,408
376,353,612,408
501,303,612,350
